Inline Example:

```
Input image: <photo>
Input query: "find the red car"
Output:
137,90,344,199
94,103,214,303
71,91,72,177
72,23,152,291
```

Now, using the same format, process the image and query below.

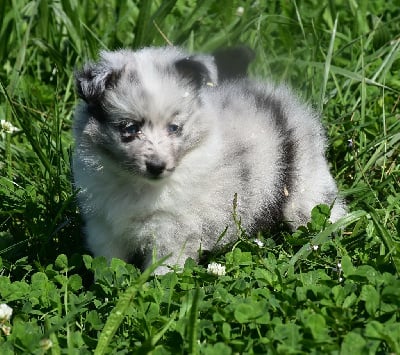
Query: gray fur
73,46,346,274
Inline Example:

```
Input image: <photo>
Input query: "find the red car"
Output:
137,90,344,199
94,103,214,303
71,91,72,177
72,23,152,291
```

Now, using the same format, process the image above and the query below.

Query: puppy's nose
146,159,166,177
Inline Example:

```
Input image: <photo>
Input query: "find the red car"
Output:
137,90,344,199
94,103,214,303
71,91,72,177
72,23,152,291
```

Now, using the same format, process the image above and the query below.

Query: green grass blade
290,210,368,267
94,257,167,355
0,80,53,175
6,4,35,97
187,287,201,355
319,14,338,112
368,208,400,273
133,0,153,47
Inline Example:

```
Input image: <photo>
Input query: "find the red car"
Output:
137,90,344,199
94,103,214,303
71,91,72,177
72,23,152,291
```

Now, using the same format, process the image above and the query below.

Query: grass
0,0,399,353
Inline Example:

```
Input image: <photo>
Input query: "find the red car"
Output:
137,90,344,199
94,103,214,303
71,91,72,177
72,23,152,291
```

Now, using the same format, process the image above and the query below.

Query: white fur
73,46,346,273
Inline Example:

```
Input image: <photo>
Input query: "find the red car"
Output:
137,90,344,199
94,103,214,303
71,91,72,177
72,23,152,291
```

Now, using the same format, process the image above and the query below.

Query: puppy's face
74,48,216,180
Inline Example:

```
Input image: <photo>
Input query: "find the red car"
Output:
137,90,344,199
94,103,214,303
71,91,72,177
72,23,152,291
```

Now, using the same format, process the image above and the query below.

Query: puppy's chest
90,177,190,221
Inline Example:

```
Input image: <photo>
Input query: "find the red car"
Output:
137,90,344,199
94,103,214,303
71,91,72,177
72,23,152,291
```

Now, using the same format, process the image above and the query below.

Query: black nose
146,159,166,177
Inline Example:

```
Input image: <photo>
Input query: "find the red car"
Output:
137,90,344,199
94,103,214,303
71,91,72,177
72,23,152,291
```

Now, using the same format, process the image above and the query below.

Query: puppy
73,46,346,273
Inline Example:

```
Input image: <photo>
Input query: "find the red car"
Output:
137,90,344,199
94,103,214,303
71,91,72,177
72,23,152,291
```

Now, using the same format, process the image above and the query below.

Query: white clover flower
1,325,11,336
39,338,53,351
236,6,244,16
254,238,264,248
0,120,19,134
337,262,342,269
207,262,226,276
0,303,13,322
312,244,319,251
347,139,353,148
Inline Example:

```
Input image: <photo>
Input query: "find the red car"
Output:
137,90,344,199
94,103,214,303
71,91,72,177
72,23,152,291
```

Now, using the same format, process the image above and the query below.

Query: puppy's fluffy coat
73,46,346,273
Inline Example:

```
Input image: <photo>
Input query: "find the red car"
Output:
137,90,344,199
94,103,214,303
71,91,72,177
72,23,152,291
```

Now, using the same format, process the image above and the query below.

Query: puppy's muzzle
146,158,167,177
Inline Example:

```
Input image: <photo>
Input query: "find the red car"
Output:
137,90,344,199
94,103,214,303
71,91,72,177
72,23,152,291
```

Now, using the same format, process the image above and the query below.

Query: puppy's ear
75,62,122,103
213,46,255,81
174,56,216,89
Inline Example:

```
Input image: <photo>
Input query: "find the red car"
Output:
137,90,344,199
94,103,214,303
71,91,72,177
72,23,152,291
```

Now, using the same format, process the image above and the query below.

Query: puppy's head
74,47,217,181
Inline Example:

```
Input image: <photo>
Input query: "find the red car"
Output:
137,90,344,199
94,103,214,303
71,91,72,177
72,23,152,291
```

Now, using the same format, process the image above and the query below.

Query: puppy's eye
120,122,142,141
125,123,141,134
167,123,180,134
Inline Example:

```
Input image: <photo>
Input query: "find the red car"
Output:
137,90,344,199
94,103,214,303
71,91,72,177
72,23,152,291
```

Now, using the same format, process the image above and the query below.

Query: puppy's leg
141,219,202,275
284,158,346,229
84,216,131,262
